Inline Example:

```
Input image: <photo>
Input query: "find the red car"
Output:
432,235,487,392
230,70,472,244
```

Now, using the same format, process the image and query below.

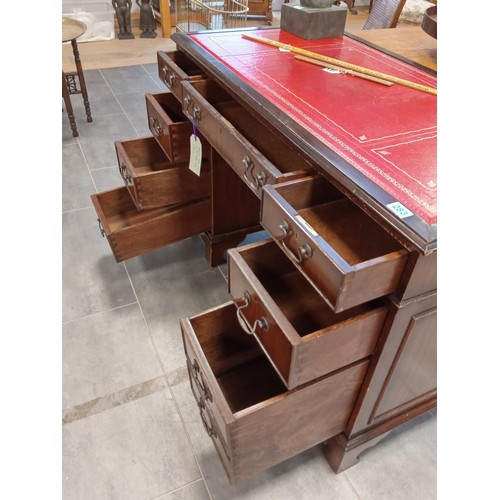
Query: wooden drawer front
181,79,313,198
115,137,211,210
145,92,195,162
227,239,386,388
90,186,211,262
180,302,369,484
157,50,206,101
261,175,409,312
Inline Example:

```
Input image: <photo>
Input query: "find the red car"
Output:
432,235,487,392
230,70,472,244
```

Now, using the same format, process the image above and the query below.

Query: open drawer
115,136,211,210
157,50,207,102
180,78,314,198
180,301,369,484
91,186,211,262
145,92,209,163
227,239,386,388
261,175,409,312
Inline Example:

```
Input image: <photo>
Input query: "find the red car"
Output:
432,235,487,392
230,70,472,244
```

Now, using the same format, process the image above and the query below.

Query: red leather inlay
190,29,437,224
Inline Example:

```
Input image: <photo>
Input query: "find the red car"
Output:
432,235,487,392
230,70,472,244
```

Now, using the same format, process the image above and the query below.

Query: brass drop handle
150,116,163,136
242,155,267,191
119,162,132,185
187,358,212,403
235,291,269,335
199,406,217,438
279,219,313,263
97,218,105,237
183,94,201,123
161,66,176,88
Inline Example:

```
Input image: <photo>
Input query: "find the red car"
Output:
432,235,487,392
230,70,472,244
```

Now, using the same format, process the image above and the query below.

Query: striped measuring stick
242,33,437,96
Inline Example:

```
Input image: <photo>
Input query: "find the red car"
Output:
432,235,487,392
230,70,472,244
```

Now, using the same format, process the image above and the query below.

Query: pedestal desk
91,26,437,483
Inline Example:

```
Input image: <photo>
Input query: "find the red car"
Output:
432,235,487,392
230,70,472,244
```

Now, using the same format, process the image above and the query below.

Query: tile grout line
88,66,214,494
62,301,139,325
100,65,159,139
149,478,208,500
122,261,214,499
162,372,215,500
342,470,363,500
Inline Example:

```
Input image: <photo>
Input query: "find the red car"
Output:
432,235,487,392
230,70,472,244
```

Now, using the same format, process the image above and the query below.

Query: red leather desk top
189,29,437,225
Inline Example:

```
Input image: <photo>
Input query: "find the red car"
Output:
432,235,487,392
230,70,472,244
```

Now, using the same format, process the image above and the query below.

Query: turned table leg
71,39,92,123
62,71,78,137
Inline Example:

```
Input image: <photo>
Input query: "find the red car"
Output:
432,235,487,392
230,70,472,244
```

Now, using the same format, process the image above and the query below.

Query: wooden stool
62,17,92,137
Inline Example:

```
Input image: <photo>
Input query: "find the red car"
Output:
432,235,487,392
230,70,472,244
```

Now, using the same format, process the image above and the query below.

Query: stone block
280,3,347,40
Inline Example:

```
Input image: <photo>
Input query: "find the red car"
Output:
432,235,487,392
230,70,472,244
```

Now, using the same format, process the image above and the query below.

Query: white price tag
386,201,414,219
323,68,342,75
189,134,202,176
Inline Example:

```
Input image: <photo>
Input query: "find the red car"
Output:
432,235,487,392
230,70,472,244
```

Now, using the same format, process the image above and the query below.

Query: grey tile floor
62,63,437,499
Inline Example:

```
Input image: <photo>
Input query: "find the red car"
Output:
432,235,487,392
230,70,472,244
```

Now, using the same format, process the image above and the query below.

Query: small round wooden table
62,17,93,137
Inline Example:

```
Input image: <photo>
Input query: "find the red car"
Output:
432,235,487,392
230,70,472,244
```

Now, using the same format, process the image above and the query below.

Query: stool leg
71,39,92,123
62,71,78,137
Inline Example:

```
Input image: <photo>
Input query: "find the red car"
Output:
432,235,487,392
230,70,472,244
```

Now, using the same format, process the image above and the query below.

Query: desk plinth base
280,3,347,40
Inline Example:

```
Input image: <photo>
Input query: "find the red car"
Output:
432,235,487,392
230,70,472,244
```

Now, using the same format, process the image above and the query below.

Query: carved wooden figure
112,0,135,39
137,0,158,38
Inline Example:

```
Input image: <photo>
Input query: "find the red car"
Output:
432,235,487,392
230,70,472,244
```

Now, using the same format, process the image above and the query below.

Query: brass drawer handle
119,162,132,185
279,219,313,264
97,218,105,237
162,67,176,89
235,291,269,335
150,116,163,136
183,94,201,123
242,155,267,191
187,357,213,403
200,406,217,438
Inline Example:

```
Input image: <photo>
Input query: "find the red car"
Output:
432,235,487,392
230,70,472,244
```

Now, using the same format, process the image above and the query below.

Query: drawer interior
300,200,402,264
190,80,314,174
168,50,207,77
119,137,179,174
235,240,381,337
96,187,204,232
151,92,188,123
276,177,403,264
189,303,287,413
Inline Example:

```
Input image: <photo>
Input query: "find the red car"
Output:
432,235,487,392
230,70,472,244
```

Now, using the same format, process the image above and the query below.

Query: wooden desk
91,26,437,483
351,26,437,72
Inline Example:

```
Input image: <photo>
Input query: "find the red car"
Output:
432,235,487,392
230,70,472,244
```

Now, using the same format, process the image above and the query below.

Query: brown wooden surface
169,28,437,481
351,25,437,71
261,176,408,312
90,187,211,262
248,0,273,23
157,50,208,102
115,137,212,210
145,91,200,162
181,303,370,484
347,290,437,435
181,79,313,199
227,239,389,388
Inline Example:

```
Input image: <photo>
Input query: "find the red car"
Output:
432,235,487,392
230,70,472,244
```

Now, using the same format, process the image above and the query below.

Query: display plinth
280,3,347,40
